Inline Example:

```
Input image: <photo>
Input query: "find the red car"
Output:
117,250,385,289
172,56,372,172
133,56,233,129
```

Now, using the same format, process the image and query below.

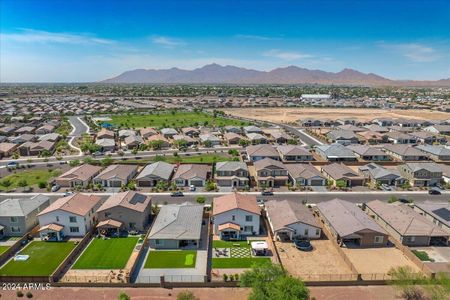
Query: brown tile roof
39,223,64,232
213,193,260,216
57,164,103,182
38,193,101,217
266,199,320,231
97,191,151,213
94,164,137,181
97,219,123,228
218,222,241,231
173,164,210,180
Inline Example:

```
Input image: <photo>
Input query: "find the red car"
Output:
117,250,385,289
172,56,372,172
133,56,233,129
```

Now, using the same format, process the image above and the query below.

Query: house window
374,236,384,244
244,226,254,233
69,227,80,233
10,217,18,223
245,215,253,222
304,229,309,236
69,216,77,223
129,223,136,229
105,212,111,218
155,239,161,245
56,216,59,222
232,215,235,221
315,229,320,236
11,226,21,233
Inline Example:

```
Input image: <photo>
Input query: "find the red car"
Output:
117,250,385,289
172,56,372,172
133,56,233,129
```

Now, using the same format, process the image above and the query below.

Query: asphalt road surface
68,116,90,137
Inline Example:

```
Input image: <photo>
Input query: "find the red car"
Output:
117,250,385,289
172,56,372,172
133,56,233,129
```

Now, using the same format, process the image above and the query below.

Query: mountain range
101,64,450,87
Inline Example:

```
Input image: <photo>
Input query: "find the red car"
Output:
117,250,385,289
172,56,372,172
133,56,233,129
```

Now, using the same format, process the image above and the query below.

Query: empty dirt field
342,247,420,276
276,239,355,281
224,108,450,123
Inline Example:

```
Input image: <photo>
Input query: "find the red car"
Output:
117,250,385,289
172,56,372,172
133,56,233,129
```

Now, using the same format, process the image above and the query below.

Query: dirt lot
276,239,354,280
342,247,420,275
224,107,450,123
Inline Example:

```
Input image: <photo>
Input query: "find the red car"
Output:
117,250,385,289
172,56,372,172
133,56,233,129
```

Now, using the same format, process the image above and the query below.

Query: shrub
26,292,33,298
223,274,228,282
38,181,47,189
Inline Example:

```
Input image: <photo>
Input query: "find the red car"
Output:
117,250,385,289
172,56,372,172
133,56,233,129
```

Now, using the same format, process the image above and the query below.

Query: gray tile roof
136,161,174,180
416,145,450,156
317,199,386,238
216,161,248,172
359,163,401,180
347,145,386,156
148,203,203,240
315,144,356,159
404,162,443,173
266,199,320,231
415,201,450,228
0,195,49,217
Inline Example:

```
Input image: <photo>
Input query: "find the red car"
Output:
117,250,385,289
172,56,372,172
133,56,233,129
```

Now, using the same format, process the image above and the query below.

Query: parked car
63,191,74,197
171,191,184,197
398,196,412,204
381,184,392,191
51,184,61,192
429,188,441,195
261,191,274,196
294,239,313,251
6,161,19,169
257,198,266,205
189,185,196,191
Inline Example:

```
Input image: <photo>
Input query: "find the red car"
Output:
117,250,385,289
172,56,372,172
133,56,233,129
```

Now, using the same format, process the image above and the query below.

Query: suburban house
314,144,357,162
358,163,406,187
243,125,263,134
246,133,268,145
416,145,450,161
423,125,450,135
181,127,200,137
93,164,138,188
0,142,18,158
39,133,61,143
95,138,116,152
266,199,321,241
212,193,261,239
363,124,389,133
365,200,449,246
224,132,245,145
199,133,221,146
398,162,443,187
19,140,55,156
316,199,388,247
409,131,446,145
277,145,313,162
321,163,365,187
96,191,152,232
270,131,292,144
160,128,178,138
146,134,171,148
346,145,390,161
246,144,280,162
97,128,115,139
382,144,429,161
173,134,197,146
215,161,249,188
385,131,417,144
224,126,243,134
414,201,450,234
357,131,388,145
140,127,158,139
35,124,55,134
55,164,102,188
285,163,326,186
326,130,359,145
173,164,211,187
135,161,174,187
148,202,204,249
37,193,102,241
254,158,289,188
118,129,137,140
123,134,144,149
0,195,50,238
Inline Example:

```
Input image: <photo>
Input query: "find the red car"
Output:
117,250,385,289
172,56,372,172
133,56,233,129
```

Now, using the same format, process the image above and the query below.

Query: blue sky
1,0,449,82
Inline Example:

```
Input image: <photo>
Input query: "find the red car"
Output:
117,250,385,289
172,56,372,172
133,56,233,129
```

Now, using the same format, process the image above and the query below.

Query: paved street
68,115,90,137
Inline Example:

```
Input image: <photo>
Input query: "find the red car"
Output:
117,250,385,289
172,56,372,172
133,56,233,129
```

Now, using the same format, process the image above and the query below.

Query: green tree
118,291,130,300
195,196,206,204
149,140,164,150
177,291,199,300
100,157,113,167
240,262,309,300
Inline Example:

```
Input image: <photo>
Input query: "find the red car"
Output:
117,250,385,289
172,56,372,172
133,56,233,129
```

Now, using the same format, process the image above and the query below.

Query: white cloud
0,28,115,45
263,49,313,61
379,42,441,62
151,36,185,47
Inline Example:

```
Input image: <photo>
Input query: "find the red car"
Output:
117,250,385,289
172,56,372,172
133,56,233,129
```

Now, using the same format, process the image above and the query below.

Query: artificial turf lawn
144,250,197,269
72,237,139,269
412,250,433,262
0,241,76,276
0,246,9,255
212,257,271,268
109,112,249,129
212,240,252,248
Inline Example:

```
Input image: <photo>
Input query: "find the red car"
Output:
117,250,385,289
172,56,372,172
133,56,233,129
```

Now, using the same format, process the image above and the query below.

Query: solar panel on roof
432,208,450,222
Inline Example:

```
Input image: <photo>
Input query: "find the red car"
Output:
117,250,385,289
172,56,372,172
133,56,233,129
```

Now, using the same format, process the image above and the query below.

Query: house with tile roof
212,193,261,239
55,164,103,188
173,164,211,187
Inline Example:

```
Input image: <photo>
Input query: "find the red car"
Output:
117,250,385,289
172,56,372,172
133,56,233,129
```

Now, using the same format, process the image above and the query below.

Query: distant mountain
101,64,450,87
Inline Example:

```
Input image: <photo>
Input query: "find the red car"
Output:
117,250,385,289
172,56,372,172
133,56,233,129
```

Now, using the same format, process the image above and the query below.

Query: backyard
119,153,234,165
212,240,271,269
144,250,197,269
109,111,249,129
72,237,139,269
0,169,62,192
0,241,76,276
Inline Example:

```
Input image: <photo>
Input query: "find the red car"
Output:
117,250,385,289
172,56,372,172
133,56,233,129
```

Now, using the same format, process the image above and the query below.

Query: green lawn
412,250,434,262
0,246,9,255
0,241,76,276
0,169,61,191
212,240,270,268
212,257,271,268
144,250,197,269
72,237,139,269
109,112,249,129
